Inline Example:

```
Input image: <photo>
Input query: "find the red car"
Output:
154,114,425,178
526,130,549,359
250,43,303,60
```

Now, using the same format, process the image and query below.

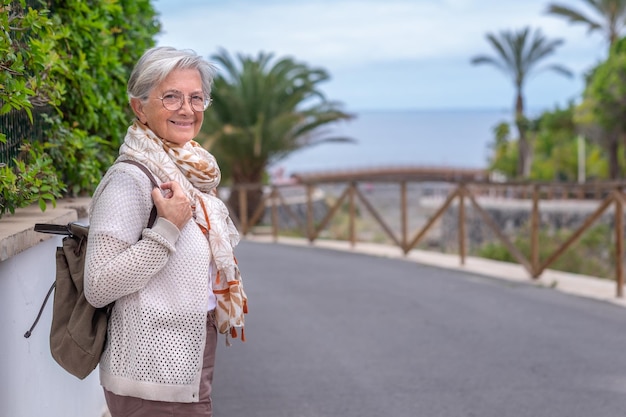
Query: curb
243,235,626,309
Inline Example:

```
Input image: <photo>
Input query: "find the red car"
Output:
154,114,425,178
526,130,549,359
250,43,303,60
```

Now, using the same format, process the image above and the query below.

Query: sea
270,108,518,178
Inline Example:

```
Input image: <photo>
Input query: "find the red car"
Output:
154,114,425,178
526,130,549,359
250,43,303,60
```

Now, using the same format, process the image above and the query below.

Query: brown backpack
24,160,157,379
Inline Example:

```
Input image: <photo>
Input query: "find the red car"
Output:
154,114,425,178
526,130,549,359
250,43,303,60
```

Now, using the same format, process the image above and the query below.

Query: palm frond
544,64,575,78
201,50,354,183
546,0,626,44
472,26,571,90
547,4,602,30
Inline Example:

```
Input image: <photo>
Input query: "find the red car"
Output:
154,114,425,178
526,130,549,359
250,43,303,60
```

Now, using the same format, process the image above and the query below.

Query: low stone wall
263,199,330,230
438,198,617,251
0,198,107,417
258,186,330,230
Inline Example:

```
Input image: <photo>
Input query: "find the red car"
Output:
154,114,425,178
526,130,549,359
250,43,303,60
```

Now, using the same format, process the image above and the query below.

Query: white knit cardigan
84,163,212,403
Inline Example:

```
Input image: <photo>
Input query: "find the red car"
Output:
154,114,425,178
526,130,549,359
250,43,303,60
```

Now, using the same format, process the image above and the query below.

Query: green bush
0,142,64,216
476,223,614,279
0,0,160,217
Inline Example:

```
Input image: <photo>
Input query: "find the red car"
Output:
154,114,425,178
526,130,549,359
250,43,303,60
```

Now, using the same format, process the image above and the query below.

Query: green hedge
0,0,160,217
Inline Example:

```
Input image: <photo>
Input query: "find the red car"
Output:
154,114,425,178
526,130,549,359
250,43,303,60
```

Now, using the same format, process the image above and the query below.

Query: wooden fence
225,174,626,298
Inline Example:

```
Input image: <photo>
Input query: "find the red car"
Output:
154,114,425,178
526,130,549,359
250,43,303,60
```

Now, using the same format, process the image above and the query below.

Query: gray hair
127,46,217,101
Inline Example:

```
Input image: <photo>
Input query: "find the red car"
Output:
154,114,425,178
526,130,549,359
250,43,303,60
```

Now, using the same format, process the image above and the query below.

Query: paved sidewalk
245,235,626,309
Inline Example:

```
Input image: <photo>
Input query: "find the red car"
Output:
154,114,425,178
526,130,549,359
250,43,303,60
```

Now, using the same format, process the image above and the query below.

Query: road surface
213,240,626,417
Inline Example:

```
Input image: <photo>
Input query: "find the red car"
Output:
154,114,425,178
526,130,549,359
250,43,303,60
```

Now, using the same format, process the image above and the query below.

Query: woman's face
131,68,205,146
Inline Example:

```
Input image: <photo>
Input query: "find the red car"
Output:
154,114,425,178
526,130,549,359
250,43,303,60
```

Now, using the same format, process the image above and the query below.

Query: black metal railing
1,0,51,167
0,106,50,167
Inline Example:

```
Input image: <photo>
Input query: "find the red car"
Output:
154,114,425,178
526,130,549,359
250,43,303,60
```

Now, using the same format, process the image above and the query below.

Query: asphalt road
212,240,626,417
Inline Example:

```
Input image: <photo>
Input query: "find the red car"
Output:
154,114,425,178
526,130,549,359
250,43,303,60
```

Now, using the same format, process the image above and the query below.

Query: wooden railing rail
225,179,626,297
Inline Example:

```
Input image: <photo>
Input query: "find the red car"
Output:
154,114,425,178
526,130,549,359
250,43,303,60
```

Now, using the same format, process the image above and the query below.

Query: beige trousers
104,311,218,417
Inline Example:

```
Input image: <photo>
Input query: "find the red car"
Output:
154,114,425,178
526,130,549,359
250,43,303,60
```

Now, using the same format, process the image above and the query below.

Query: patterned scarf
119,121,247,344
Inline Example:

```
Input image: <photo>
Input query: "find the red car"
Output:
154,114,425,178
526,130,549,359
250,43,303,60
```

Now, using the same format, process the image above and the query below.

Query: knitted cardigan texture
84,163,211,403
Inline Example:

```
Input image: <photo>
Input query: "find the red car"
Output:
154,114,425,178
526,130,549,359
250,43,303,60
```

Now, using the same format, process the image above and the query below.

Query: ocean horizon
271,108,522,177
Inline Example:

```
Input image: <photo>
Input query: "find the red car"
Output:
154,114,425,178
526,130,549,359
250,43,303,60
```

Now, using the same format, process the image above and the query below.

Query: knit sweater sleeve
84,165,182,308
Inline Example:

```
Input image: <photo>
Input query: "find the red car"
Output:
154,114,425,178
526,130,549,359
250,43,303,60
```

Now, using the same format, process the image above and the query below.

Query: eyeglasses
155,92,211,112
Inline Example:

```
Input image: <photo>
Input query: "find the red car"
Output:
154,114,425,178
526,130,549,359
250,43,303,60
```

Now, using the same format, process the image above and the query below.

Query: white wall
0,222,106,417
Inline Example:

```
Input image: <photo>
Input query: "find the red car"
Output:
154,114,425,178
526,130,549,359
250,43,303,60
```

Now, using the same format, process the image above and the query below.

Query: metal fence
1,0,49,167
0,107,50,167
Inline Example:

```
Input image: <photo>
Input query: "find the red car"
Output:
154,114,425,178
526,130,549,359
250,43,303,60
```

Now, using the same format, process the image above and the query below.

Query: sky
152,0,606,113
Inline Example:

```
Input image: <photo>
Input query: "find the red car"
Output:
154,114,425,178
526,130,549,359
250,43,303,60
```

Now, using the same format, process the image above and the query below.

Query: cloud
156,0,601,65
153,0,607,110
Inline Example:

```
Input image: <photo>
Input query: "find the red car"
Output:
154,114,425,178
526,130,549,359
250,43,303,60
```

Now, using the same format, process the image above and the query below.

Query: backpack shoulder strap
118,159,159,189
23,282,55,338
117,160,158,228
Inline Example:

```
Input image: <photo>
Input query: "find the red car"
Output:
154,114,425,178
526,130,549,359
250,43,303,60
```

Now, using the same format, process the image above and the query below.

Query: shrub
0,142,64,216
476,223,614,279
0,0,160,217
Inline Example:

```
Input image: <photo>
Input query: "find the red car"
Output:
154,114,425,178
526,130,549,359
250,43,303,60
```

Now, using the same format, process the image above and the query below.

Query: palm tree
546,0,626,48
201,49,354,221
471,27,573,177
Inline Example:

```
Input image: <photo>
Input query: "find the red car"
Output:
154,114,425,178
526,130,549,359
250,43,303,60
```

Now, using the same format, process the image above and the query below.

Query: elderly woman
84,46,246,417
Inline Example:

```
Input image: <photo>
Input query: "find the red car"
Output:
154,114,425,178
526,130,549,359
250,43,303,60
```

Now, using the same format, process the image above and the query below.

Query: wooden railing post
306,185,314,243
349,182,356,247
271,186,279,242
401,181,408,250
458,185,466,266
531,185,540,278
238,186,248,235
615,189,624,298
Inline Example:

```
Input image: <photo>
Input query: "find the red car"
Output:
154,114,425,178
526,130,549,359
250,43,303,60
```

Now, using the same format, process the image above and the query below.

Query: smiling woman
85,46,247,417
130,68,206,145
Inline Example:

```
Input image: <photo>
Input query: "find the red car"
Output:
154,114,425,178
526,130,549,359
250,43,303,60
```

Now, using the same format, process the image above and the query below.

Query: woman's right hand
152,181,193,230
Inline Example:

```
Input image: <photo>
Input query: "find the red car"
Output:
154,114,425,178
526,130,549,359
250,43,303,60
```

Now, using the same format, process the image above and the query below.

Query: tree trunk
227,187,264,228
514,90,531,178
516,120,529,178
227,166,265,229
610,129,621,179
